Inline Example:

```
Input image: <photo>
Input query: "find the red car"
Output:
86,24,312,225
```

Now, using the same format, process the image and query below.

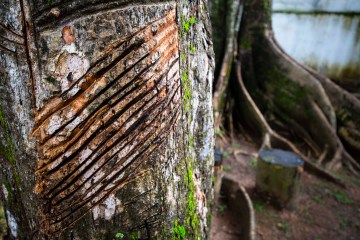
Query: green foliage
0,105,15,166
189,16,196,25
129,231,138,240
45,76,56,84
3,180,13,202
333,192,352,205
250,157,257,169
185,163,200,239
172,220,185,240
181,71,192,113
183,21,190,33
217,204,227,213
277,219,291,237
115,232,124,238
254,202,265,212
181,15,196,35
214,128,225,136
232,143,241,148
223,165,231,171
190,43,195,53
352,178,360,186
222,151,229,159
240,33,252,49
189,135,194,149
263,0,272,20
266,67,308,114
181,53,186,60
0,206,6,236
0,107,6,128
168,160,201,239
311,195,325,205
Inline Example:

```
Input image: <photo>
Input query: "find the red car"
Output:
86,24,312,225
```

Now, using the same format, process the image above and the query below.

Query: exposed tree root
264,32,360,174
213,0,242,130
210,0,360,188
235,62,346,187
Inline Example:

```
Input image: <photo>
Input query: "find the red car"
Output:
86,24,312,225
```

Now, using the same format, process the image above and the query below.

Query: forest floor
211,136,360,240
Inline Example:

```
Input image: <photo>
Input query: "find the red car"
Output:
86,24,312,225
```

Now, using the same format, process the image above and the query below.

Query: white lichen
2,184,9,200
92,194,121,221
6,210,17,238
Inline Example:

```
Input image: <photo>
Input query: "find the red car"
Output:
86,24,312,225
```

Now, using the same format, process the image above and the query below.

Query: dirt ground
211,136,360,240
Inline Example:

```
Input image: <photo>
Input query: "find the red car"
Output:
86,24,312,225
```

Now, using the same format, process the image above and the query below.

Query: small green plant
311,195,325,205
45,76,56,84
232,143,241,148
217,204,227,213
214,128,225,136
189,135,194,148
253,202,265,212
115,232,125,238
223,165,231,171
183,21,190,32
181,70,192,112
277,219,290,237
172,220,185,240
352,178,360,186
189,43,195,53
189,16,196,25
222,151,229,159
129,231,138,240
181,15,196,36
250,157,257,169
334,192,352,204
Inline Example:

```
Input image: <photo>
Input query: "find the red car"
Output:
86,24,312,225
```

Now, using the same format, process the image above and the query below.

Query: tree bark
0,0,215,239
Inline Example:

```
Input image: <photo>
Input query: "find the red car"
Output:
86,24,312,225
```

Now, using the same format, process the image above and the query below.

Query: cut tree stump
256,148,304,209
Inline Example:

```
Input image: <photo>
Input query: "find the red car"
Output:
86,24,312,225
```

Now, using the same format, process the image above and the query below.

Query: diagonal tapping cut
37,45,179,174
49,102,180,231
34,8,177,125
49,83,180,211
44,71,176,194
33,17,178,146
33,6,181,235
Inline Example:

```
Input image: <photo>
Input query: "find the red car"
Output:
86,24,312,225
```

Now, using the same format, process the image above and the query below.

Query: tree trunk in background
0,0,215,239
210,0,360,182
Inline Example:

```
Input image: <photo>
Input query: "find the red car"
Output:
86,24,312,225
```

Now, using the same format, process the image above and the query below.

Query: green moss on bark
0,106,16,166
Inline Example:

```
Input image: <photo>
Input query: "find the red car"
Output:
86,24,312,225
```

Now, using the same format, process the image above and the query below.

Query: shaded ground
211,136,360,240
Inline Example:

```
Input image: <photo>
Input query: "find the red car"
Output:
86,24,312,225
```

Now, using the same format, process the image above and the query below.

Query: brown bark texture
0,0,215,239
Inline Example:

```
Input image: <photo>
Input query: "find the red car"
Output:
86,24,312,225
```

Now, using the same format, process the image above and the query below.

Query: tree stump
256,148,304,209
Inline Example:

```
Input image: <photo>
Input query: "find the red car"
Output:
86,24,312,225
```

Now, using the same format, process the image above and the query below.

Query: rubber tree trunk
0,0,215,239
